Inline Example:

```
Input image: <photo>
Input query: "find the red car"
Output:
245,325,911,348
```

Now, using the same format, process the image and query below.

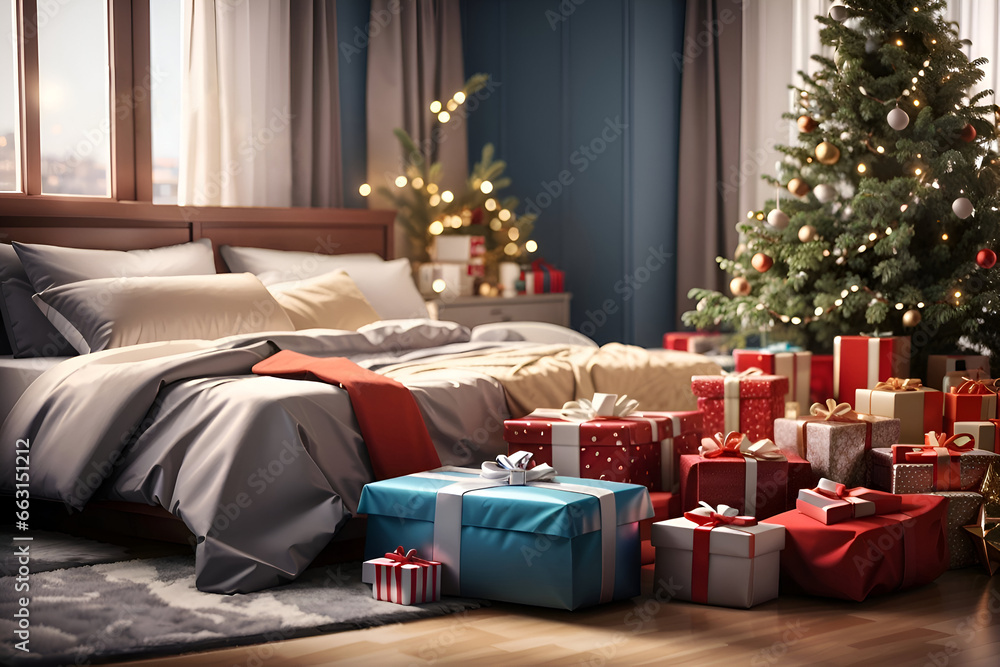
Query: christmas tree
683,0,1000,375
368,74,537,287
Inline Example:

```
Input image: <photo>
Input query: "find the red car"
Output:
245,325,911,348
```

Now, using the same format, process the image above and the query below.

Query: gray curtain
365,0,467,251
675,0,743,326
291,1,344,207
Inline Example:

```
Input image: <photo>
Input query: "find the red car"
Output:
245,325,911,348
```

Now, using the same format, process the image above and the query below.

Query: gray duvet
0,321,514,593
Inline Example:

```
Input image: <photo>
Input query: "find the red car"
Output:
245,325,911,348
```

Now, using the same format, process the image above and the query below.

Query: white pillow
219,245,384,279
32,273,295,354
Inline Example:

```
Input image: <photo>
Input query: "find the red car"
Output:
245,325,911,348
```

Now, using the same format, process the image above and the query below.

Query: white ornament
767,209,790,229
840,131,851,141
887,106,909,131
814,183,837,203
843,17,863,32
865,37,879,54
829,2,848,22
953,197,974,219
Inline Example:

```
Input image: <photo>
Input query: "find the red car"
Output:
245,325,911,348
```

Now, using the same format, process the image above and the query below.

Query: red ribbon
684,506,757,604
954,378,996,395
903,433,975,490
699,431,747,458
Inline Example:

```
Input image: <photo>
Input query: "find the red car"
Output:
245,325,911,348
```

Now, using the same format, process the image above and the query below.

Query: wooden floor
117,566,999,667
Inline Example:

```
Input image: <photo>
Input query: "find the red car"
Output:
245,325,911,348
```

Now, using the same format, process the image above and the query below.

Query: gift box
357,462,653,610
954,420,1000,453
868,435,997,493
679,433,815,520
944,368,989,395
927,354,990,391
795,477,902,525
503,395,697,493
934,491,983,569
651,503,785,608
431,234,486,262
945,379,998,434
691,371,788,441
833,335,910,405
640,491,680,565
734,349,812,415
519,258,564,294
663,331,725,354
855,379,944,444
773,403,900,487
417,261,482,297
810,354,835,406
762,494,949,601
362,547,442,605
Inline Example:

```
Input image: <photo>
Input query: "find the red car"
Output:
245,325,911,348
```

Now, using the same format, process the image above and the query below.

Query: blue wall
461,0,686,346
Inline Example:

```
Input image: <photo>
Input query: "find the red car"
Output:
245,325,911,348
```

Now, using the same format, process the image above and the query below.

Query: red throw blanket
252,350,441,479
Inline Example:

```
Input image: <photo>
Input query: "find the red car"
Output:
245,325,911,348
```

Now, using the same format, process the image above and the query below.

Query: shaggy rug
0,533,486,666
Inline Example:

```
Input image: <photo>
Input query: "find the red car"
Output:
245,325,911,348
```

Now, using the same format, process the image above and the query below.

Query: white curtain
740,1,1000,219
739,0,829,220
179,1,343,207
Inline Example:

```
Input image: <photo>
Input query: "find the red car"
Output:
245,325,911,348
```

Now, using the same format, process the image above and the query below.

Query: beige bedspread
381,343,722,417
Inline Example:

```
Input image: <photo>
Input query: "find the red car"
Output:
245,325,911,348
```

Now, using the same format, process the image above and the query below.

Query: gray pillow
33,273,295,354
14,238,216,292
0,244,75,358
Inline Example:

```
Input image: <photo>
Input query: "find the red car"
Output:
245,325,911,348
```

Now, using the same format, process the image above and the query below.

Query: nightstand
429,293,572,328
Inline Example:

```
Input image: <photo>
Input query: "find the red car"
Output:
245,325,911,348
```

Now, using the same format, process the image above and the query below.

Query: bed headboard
0,199,396,269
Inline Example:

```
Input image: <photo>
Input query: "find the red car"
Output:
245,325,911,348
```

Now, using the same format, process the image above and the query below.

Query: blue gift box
357,467,653,610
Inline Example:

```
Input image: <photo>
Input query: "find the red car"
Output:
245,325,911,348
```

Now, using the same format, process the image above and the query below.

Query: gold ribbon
874,377,923,392
955,377,998,395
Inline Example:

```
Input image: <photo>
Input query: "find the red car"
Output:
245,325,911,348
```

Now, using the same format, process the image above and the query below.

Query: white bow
480,450,557,485
559,393,639,423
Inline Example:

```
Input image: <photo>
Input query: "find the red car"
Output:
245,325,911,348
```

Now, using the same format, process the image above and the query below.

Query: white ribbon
413,465,619,603
481,451,557,485
690,501,739,518
867,338,881,389
560,393,639,422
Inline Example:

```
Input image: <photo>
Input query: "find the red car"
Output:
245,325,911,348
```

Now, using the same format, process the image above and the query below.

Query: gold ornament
797,225,818,243
902,308,922,328
730,276,751,297
787,178,810,197
815,141,841,165
751,253,774,273
980,460,1000,518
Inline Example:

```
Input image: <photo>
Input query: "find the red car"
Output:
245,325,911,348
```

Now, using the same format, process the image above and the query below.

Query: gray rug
0,534,486,666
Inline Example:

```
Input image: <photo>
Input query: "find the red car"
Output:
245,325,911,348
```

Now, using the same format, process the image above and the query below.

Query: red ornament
977,248,997,269
960,124,977,143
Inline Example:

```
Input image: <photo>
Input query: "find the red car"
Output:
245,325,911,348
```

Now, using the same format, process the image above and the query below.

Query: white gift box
650,507,785,608
927,355,990,392
953,421,999,453
431,235,485,262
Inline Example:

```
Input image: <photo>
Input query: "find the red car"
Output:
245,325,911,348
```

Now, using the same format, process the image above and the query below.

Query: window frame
6,0,152,203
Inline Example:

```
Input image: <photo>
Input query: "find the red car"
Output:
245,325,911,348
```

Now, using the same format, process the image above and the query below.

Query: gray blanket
1,321,513,593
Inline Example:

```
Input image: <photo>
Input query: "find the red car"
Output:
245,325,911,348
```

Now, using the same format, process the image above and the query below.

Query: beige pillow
268,270,380,331
32,273,295,354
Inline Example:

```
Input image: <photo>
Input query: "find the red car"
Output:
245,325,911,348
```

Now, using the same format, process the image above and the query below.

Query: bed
0,203,720,594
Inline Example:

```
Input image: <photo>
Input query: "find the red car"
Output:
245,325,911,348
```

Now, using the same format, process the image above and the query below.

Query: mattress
0,356,66,427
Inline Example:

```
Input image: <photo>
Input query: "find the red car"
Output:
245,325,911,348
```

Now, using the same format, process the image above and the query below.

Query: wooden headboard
0,199,395,269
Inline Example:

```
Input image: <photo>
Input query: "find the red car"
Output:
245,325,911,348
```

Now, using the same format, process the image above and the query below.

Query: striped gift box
365,547,441,605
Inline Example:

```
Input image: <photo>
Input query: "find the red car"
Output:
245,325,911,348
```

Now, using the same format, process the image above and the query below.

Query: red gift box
679,433,815,519
520,259,564,294
503,400,691,492
944,379,998,434
691,371,789,441
796,478,902,524
663,331,725,353
810,354,834,406
733,349,812,413
762,494,949,601
640,491,680,565
833,335,911,406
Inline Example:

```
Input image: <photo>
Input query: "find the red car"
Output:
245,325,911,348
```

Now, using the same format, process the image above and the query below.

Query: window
149,0,181,204
1,0,19,192
37,0,111,196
